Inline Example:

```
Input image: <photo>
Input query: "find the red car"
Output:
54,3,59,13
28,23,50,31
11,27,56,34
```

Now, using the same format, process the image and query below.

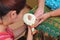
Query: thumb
38,19,44,24
37,16,44,26
39,15,44,23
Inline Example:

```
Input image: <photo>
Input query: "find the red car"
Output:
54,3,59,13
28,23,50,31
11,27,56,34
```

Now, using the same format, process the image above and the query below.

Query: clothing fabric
45,0,60,10
0,27,14,40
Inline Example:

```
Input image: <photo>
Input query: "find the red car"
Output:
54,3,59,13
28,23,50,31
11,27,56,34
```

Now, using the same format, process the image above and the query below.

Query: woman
0,0,28,40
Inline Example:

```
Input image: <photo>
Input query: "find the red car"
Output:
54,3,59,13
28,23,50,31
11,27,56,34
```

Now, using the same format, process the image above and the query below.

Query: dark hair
0,0,26,18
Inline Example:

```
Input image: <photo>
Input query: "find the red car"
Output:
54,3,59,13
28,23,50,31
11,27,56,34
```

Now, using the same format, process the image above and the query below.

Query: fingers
28,14,45,28
38,18,44,24
32,30,38,35
35,16,44,27
30,16,44,28
35,19,44,27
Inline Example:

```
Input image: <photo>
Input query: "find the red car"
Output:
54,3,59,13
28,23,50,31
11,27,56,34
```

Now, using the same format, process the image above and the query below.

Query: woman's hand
32,7,44,28
31,0,45,28
38,13,51,24
32,13,51,28
34,8,44,18
27,26,33,40
34,0,45,18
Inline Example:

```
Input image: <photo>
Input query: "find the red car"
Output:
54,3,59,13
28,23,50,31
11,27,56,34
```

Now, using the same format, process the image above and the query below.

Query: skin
32,0,45,28
0,0,53,40
34,0,45,18
0,6,29,40
33,0,60,38
33,0,60,27
27,0,45,40
27,26,33,40
36,7,60,25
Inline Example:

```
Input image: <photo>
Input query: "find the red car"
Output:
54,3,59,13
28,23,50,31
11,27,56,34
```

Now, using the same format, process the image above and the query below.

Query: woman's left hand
32,13,51,28
34,8,44,18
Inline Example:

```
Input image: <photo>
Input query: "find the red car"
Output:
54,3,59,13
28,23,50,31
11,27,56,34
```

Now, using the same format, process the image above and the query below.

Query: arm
34,0,45,17
48,8,60,17
32,8,60,28
27,27,33,40
38,8,60,24
38,0,45,9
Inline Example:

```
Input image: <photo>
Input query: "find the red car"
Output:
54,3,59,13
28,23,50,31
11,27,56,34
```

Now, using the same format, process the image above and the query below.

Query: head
0,0,26,25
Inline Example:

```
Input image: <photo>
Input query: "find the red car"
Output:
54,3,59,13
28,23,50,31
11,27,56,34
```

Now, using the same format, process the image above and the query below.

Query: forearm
27,31,33,40
48,8,60,17
34,0,45,17
27,27,33,40
38,0,45,10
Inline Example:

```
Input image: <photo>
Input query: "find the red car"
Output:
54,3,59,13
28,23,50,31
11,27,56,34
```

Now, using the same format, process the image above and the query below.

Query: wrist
46,13,51,18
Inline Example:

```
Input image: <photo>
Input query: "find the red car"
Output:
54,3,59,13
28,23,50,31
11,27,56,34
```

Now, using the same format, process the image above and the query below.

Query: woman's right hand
37,13,51,24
